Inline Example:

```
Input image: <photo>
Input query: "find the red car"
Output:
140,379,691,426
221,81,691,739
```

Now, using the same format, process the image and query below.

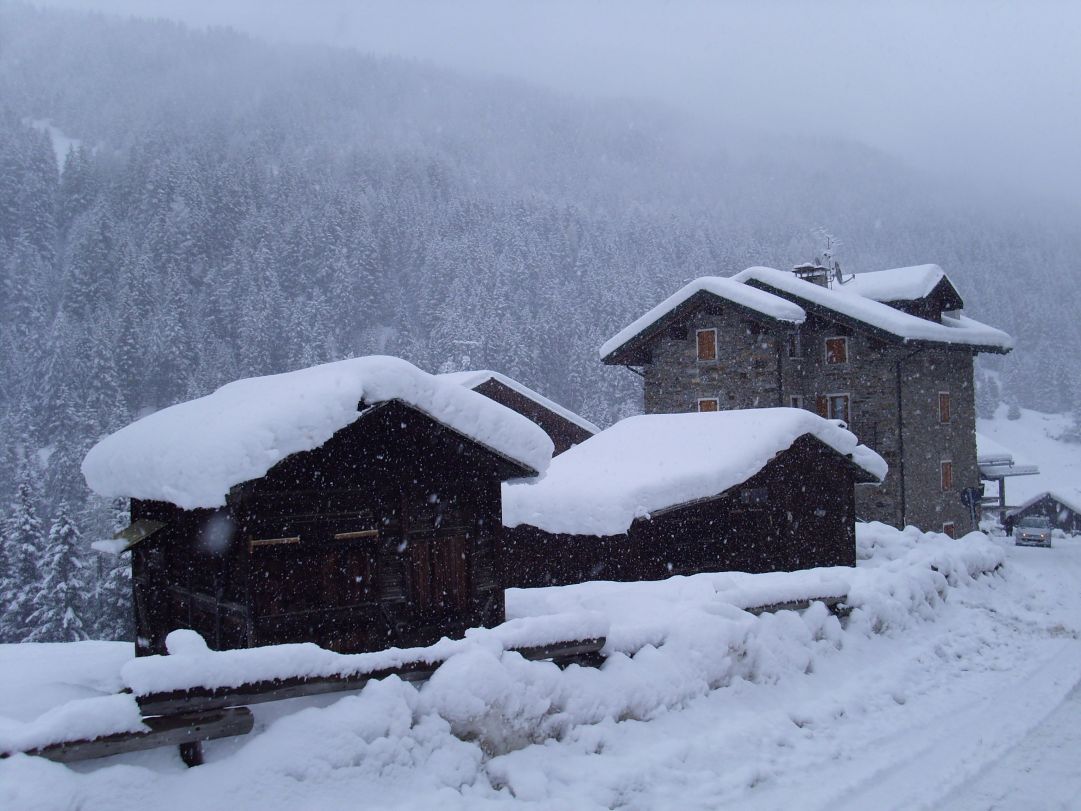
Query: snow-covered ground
2,524,1079,810
978,405,1081,509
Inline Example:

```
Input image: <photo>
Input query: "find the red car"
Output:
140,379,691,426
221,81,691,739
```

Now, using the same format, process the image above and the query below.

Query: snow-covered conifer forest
2,2,1081,806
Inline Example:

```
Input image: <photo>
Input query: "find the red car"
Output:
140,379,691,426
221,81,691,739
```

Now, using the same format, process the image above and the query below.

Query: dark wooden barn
440,369,599,455
501,409,885,588
1006,491,1081,535
83,357,553,657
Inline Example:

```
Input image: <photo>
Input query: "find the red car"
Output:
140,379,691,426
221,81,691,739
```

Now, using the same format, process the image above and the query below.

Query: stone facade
640,296,981,533
643,306,785,414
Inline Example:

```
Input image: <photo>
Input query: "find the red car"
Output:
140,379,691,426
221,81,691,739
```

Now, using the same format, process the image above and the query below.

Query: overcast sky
31,0,1081,210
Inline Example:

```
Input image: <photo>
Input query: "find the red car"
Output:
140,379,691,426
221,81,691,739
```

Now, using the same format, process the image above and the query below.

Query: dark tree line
1,3,1078,641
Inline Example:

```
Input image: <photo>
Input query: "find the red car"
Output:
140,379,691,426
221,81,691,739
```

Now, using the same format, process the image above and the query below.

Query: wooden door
409,533,470,612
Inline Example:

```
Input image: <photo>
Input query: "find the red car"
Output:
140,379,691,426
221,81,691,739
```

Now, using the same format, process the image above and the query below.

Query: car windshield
1019,517,1051,529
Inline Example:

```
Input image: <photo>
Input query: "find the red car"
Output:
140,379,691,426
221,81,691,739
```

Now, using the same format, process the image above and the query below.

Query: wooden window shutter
825,337,848,364
939,392,951,423
815,395,829,417
696,329,717,361
697,398,719,412
941,461,953,491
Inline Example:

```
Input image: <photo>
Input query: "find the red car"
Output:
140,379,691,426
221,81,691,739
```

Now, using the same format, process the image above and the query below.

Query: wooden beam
136,638,606,717
743,595,848,616
12,707,254,764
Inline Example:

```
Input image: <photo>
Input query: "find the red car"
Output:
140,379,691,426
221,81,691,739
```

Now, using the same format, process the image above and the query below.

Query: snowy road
487,538,1081,810
3,530,1080,811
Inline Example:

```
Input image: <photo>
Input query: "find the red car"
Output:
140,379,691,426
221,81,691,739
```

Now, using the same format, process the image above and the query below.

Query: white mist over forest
34,0,1081,211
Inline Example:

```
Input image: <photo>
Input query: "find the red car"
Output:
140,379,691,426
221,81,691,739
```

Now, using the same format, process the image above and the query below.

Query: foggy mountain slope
0,2,1076,553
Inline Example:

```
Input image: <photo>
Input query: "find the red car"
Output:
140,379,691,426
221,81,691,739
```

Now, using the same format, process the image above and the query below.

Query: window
939,392,951,423
825,336,849,365
942,522,956,538
789,395,804,409
697,397,719,412
941,460,953,491
696,328,717,361
817,393,850,423
787,330,802,358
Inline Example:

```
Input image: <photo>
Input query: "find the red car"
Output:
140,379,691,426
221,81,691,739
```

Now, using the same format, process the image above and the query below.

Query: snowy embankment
978,404,1081,508
0,525,1031,810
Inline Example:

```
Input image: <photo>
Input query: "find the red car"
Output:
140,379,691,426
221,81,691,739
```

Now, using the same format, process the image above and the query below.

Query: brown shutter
815,395,829,417
939,392,951,423
697,329,717,361
941,461,953,491
698,398,719,412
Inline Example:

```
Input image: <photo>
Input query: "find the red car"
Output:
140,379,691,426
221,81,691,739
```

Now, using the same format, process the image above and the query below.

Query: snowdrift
1,524,1004,806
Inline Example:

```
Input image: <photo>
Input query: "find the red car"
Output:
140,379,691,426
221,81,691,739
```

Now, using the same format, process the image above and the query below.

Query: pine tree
975,372,1001,421
26,503,89,643
93,498,133,641
1,461,45,642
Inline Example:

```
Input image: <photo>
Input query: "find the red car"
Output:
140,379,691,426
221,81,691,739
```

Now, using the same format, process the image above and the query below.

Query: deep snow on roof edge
838,264,948,302
503,408,886,536
82,356,554,510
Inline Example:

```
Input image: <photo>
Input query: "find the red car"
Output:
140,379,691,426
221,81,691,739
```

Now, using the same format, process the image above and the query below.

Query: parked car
1013,516,1053,547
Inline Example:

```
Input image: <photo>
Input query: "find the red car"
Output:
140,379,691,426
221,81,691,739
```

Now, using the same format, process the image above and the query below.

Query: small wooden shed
501,408,886,588
82,357,553,656
440,369,599,455
1006,492,1081,535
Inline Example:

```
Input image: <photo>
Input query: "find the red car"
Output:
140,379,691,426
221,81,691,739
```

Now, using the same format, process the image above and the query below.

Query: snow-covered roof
732,267,1013,351
976,432,1016,466
82,356,554,510
502,408,886,537
439,370,600,435
837,264,949,302
599,276,806,360
1008,490,1081,517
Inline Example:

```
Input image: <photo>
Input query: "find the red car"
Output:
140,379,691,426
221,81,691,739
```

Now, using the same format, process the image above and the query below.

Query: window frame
787,330,802,359
938,391,951,423
789,395,804,409
696,328,718,362
942,522,957,538
825,392,851,424
941,459,954,492
697,397,720,413
824,335,849,365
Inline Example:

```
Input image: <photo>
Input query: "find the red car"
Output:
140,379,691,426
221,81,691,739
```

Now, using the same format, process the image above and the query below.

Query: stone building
600,264,1013,532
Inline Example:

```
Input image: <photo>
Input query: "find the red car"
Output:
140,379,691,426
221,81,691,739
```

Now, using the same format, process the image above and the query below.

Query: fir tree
1,461,45,642
93,497,133,641
27,502,89,643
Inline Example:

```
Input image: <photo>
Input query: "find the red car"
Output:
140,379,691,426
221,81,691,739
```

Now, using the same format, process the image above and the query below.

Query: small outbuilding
501,408,886,588
82,356,553,656
440,369,599,455
1006,492,1081,535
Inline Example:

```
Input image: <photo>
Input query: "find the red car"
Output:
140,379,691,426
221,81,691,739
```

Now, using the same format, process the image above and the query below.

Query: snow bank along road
2,525,1080,811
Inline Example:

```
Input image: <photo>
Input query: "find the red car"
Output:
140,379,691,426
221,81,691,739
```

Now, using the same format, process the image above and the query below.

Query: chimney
792,261,831,287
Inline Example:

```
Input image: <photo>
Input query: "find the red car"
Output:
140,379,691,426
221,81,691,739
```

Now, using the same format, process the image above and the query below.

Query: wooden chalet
82,357,553,656
501,408,886,588
440,369,599,455
1007,492,1081,535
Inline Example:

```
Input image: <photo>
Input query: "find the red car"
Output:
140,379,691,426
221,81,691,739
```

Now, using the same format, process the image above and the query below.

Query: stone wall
643,306,785,414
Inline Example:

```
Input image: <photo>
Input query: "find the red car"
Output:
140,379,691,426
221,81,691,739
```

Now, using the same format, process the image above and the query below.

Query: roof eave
743,278,1011,355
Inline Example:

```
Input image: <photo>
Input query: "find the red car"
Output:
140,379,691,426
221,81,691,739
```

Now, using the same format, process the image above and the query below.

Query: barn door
409,533,470,612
